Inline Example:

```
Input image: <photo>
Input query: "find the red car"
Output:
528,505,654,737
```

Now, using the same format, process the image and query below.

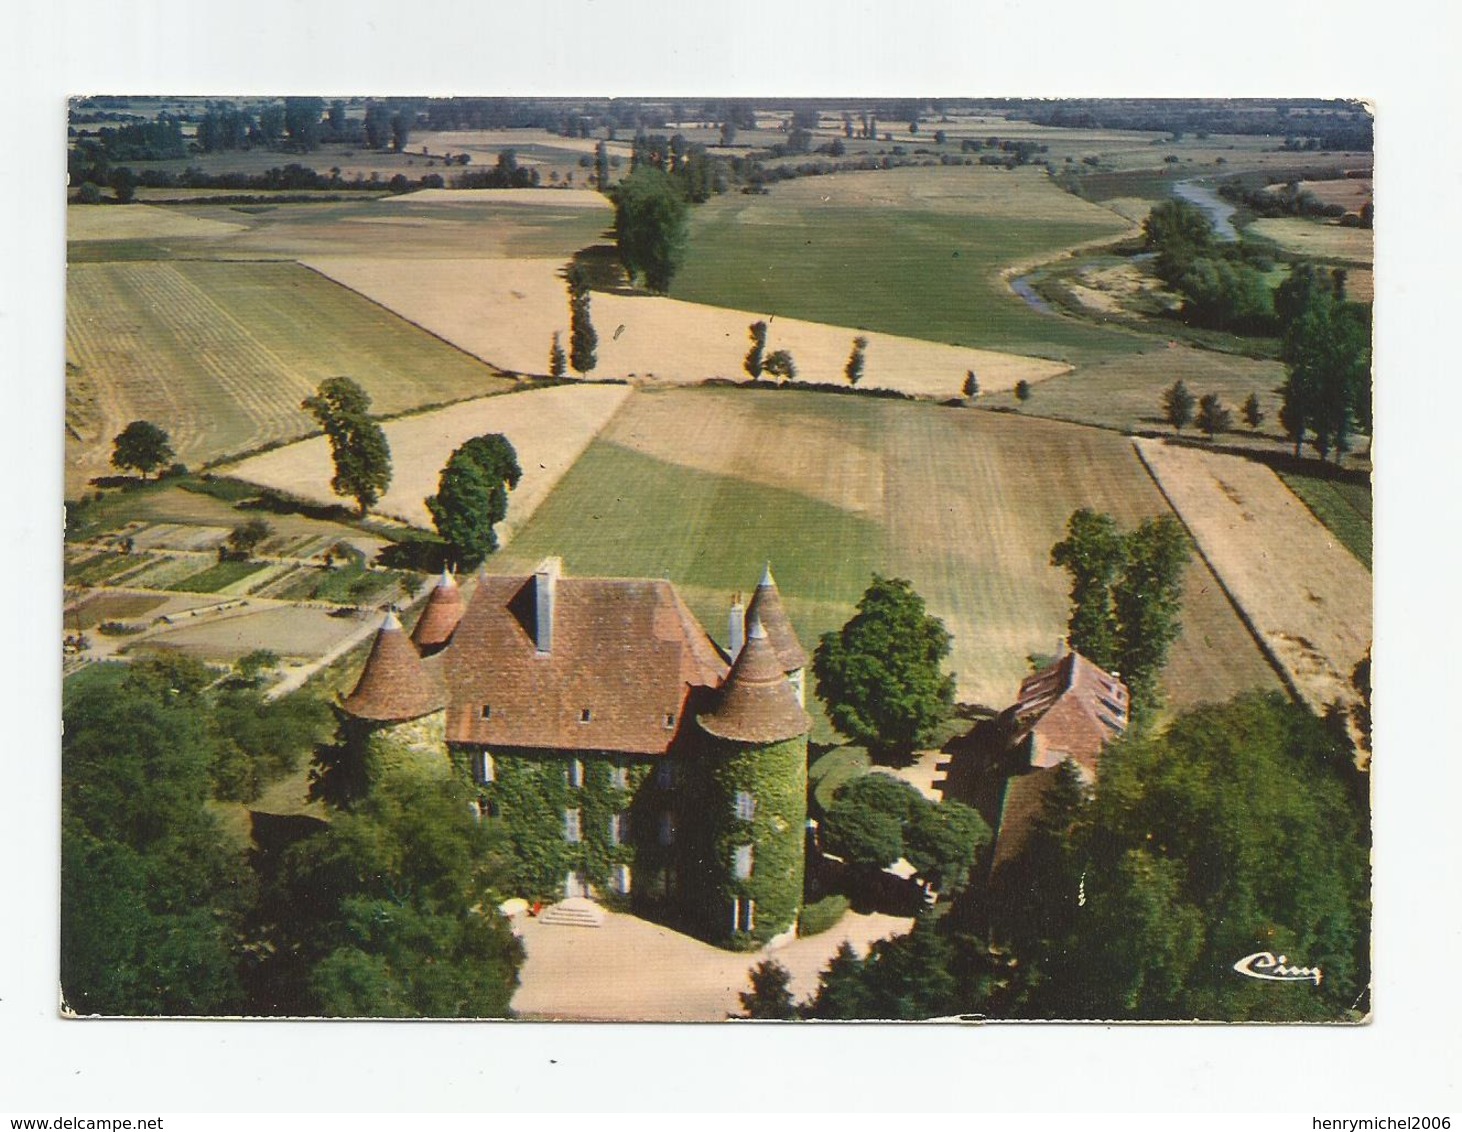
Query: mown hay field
65,260,513,495
495,385,1279,712
1134,439,1371,714
306,256,1069,399
69,194,613,266
980,343,1288,437
223,383,633,532
68,203,248,242
1247,218,1373,265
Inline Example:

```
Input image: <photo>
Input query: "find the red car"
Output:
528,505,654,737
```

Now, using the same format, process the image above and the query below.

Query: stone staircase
538,896,606,928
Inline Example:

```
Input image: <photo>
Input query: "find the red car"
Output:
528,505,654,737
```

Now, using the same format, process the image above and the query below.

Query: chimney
729,592,745,660
534,556,561,654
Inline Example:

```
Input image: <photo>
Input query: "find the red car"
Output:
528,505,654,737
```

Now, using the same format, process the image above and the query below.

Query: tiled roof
443,568,729,755
989,768,1057,875
411,568,464,651
698,614,810,744
1003,651,1129,775
745,563,808,671
341,611,446,723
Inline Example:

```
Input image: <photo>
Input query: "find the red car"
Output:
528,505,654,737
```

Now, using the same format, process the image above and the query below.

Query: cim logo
1232,951,1323,986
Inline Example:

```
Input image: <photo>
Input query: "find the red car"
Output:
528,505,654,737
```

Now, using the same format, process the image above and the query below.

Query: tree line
62,653,523,1017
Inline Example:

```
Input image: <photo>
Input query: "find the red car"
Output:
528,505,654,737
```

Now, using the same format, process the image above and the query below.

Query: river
1008,178,1236,313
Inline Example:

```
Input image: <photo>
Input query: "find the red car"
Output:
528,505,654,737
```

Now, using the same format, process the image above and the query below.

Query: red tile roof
989,768,1057,875
1004,651,1129,775
443,568,729,755
341,611,446,723
745,563,808,671
411,569,464,652
698,614,810,744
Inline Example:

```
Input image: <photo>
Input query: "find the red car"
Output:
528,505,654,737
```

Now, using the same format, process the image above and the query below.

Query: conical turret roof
412,568,464,651
342,610,444,722
698,614,810,744
745,562,808,671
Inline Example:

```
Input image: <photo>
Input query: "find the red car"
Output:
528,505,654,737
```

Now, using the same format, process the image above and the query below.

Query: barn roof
443,566,728,755
411,568,465,651
698,615,810,744
744,562,808,672
1004,650,1129,776
341,610,446,723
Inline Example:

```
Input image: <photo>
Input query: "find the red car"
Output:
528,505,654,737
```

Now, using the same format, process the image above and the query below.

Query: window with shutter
564,808,582,843
567,758,583,788
734,843,754,880
734,790,756,821
609,812,629,846
475,750,495,784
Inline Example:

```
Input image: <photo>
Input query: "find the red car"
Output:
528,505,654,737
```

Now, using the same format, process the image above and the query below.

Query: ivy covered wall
685,734,808,948
457,746,649,907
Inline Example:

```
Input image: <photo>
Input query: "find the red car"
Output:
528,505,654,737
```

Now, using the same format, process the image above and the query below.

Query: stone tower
744,562,809,706
411,568,464,656
339,609,446,783
693,612,811,946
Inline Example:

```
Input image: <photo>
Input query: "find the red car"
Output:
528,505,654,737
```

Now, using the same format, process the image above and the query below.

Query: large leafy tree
1049,509,1125,667
1110,515,1190,714
426,433,522,568
301,377,392,516
1142,198,1214,282
110,419,174,479
1278,278,1371,461
61,662,260,1015
1069,693,1368,1020
611,165,689,293
822,772,988,895
822,694,1370,1022
812,575,956,758
261,769,524,1018
1050,511,1190,719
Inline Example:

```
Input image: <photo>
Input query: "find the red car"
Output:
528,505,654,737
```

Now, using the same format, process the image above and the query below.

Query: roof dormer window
579,708,592,723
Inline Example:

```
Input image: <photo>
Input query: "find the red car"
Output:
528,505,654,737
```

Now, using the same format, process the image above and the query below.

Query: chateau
339,558,812,949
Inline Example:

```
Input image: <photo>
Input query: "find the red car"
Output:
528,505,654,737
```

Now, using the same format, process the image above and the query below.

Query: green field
1278,469,1373,569
980,343,1288,436
495,386,1279,715
165,558,269,594
668,167,1147,365
65,259,514,495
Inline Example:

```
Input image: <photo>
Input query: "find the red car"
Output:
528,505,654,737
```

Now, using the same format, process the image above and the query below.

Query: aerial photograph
61,95,1373,1022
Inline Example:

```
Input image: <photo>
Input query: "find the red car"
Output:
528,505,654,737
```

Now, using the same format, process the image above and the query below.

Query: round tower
694,613,810,947
411,567,464,656
744,562,810,706
338,609,447,790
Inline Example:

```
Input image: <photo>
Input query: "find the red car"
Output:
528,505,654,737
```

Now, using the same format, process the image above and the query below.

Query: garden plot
305,256,1069,400
1134,439,1372,714
223,383,633,533
135,604,372,665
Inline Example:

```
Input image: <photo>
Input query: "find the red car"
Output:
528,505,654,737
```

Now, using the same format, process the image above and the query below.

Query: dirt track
511,908,912,1021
